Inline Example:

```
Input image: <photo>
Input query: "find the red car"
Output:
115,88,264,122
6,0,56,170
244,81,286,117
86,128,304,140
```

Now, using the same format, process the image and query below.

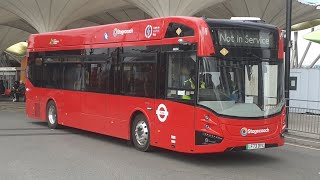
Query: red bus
26,16,286,153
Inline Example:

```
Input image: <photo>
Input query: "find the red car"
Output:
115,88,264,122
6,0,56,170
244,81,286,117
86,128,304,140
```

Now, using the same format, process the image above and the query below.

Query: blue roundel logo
104,32,108,40
240,127,248,136
145,25,152,38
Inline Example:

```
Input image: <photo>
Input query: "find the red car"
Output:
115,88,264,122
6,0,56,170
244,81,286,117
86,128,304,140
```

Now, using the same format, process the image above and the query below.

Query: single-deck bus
26,16,286,153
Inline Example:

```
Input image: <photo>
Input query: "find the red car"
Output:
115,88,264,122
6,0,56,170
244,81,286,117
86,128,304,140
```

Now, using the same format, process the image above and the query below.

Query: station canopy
304,30,320,44
6,42,27,57
0,0,319,55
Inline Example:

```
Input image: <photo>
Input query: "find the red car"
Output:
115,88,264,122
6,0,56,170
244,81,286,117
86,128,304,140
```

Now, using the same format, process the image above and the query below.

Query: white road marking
285,143,320,151
286,136,320,144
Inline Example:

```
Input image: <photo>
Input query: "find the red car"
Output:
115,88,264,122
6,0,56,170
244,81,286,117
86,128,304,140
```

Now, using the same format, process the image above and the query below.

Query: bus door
153,51,196,151
59,57,82,127
80,56,110,132
107,52,157,139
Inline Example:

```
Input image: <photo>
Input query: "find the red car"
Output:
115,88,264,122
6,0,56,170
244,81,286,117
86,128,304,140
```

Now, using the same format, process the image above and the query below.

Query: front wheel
47,101,58,129
131,114,152,152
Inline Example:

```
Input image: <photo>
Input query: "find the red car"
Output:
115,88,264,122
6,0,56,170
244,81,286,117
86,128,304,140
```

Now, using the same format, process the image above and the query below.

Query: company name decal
113,28,134,37
240,127,269,136
49,38,59,45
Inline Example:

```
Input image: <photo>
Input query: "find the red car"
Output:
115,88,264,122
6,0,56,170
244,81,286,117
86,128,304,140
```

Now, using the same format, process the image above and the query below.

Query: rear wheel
131,114,152,152
47,101,58,129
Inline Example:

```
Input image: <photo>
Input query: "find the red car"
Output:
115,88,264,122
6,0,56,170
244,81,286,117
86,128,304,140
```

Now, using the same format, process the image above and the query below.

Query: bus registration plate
246,143,265,150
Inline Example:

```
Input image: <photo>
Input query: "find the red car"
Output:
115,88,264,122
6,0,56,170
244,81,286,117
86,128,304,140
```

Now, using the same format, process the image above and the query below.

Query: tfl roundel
145,25,153,38
156,104,169,122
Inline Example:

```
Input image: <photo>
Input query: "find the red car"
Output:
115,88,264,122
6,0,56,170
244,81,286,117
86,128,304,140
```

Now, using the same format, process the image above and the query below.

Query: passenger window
83,63,108,93
121,55,156,98
83,54,111,93
63,63,82,91
42,57,61,89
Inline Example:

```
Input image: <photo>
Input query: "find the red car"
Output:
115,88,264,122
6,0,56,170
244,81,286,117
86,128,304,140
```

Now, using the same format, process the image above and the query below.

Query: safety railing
287,99,320,136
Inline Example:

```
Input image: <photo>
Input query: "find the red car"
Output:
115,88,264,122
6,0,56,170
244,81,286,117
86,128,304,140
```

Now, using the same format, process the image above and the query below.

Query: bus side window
28,54,43,88
63,63,82,91
42,57,61,89
83,63,108,93
121,55,156,98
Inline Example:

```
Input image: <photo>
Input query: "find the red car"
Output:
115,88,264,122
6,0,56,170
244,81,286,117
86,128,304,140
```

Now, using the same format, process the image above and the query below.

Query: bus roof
206,19,278,31
27,16,206,50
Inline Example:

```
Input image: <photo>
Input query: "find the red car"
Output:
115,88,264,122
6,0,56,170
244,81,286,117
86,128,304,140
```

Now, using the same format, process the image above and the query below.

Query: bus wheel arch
46,99,58,129
130,111,153,152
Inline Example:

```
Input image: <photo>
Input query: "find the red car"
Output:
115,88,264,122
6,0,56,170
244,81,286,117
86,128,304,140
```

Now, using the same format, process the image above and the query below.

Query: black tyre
131,114,152,152
47,101,58,129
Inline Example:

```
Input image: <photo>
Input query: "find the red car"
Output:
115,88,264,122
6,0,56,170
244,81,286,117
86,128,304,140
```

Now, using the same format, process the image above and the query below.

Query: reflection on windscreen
197,57,284,118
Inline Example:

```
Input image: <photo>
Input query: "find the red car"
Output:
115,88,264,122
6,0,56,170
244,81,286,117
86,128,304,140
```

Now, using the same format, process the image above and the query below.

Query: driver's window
166,52,196,100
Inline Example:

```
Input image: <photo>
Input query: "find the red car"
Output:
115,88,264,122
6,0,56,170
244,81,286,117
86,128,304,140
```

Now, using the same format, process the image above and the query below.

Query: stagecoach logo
240,127,270,136
113,28,134,37
145,25,153,38
49,38,59,45
156,104,169,122
240,127,248,136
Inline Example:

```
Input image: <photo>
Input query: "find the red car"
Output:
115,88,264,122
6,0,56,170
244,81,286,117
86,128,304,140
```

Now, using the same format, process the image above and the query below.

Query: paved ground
0,101,25,112
0,104,320,180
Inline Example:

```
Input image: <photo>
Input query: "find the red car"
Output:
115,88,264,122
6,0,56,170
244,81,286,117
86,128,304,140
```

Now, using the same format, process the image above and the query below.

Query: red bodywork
26,16,285,153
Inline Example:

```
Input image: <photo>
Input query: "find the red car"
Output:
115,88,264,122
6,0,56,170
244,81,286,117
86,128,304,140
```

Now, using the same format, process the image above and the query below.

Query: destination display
217,29,275,48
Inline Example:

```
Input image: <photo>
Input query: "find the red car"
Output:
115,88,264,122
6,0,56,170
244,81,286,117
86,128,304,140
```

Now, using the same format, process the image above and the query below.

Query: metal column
285,0,292,130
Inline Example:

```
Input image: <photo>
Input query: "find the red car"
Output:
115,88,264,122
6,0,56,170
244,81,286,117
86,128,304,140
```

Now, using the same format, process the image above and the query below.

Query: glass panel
263,63,278,110
42,57,61,89
198,57,284,118
122,55,156,98
84,63,108,93
63,63,82,91
166,52,196,100
244,65,258,103
27,53,43,87
122,63,155,98
165,23,195,38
